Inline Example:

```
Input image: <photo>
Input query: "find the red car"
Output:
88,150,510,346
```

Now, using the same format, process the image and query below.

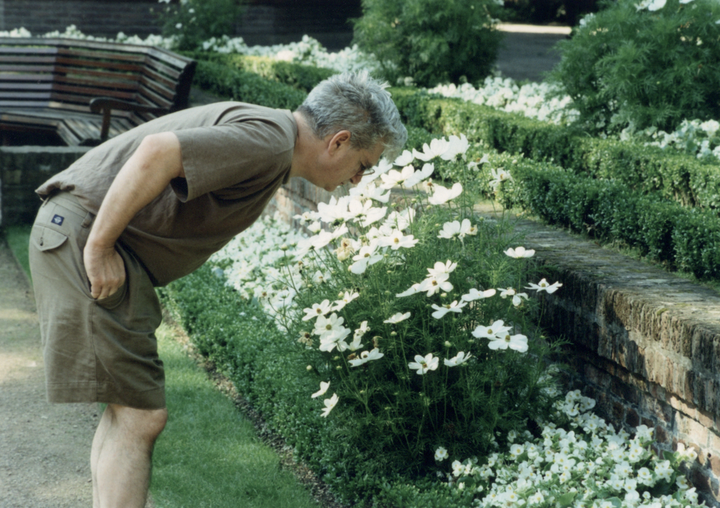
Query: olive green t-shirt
36,102,297,286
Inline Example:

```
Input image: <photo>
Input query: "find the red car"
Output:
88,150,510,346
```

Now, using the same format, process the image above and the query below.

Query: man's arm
83,132,184,299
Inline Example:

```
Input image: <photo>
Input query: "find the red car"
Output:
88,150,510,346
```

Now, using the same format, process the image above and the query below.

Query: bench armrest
89,98,171,141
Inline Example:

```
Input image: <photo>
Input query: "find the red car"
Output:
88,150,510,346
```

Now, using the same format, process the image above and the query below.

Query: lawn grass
152,322,320,508
3,224,31,281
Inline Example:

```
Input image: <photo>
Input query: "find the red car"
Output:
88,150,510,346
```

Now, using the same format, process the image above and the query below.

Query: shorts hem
47,382,166,410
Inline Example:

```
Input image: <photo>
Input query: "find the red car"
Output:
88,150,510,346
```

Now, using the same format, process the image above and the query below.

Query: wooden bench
0,37,196,146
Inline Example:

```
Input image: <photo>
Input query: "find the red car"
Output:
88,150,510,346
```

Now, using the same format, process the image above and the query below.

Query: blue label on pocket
51,214,64,226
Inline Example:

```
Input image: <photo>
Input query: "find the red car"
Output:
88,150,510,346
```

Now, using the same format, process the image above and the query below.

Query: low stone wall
269,184,720,506
0,146,88,226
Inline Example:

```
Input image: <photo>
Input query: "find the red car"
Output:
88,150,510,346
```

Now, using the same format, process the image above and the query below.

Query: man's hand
84,243,126,300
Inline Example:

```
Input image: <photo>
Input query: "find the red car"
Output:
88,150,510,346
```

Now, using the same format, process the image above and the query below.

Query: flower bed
162,132,707,507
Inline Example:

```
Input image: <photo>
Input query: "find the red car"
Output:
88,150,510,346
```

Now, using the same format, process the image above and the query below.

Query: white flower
488,333,528,353
451,460,465,477
504,246,535,258
377,229,419,250
440,134,469,161
461,288,496,302
311,381,330,398
317,196,350,223
349,242,383,274
314,312,345,340
394,149,415,166
526,278,562,294
175,22,183,29
408,353,439,375
489,167,512,189
471,319,512,339
348,348,384,367
332,291,359,312
435,446,449,461
321,393,339,417
413,138,449,161
444,351,472,367
380,164,415,189
403,162,434,188
431,300,466,319
428,182,463,205
417,274,453,296
648,0,666,10
302,300,333,321
384,312,411,324
438,218,475,240
396,283,421,298
428,260,457,277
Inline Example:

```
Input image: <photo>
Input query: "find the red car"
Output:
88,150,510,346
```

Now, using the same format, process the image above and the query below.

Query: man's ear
327,130,352,154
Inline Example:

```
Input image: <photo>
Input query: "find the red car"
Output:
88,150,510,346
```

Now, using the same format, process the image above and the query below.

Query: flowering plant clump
434,390,705,508
218,133,566,474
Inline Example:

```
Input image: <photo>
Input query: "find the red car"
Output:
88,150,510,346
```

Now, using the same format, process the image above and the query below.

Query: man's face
318,131,384,192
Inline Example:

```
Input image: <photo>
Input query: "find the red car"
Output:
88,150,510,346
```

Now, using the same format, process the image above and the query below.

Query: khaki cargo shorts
29,192,165,410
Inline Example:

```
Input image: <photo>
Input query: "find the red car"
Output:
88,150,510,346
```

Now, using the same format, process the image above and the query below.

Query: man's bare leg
91,403,168,508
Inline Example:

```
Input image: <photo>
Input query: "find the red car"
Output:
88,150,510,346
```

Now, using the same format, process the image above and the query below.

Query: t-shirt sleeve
172,117,295,202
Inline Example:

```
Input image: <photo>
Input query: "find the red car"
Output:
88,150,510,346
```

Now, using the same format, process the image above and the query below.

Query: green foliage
156,0,243,51
192,59,307,109
352,0,505,87
188,52,336,93
550,0,720,134
3,225,31,281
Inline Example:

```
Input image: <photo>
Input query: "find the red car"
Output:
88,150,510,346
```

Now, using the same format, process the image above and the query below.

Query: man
28,71,407,508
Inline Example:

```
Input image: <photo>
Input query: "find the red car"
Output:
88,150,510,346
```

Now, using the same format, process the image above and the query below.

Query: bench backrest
0,37,196,119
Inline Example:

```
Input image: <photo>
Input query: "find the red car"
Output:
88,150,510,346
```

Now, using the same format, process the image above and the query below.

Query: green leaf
557,492,576,506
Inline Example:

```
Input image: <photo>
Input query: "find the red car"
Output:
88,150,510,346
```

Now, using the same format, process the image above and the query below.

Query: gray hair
297,71,408,162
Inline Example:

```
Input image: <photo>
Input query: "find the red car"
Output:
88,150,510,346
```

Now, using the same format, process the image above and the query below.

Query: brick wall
0,0,358,50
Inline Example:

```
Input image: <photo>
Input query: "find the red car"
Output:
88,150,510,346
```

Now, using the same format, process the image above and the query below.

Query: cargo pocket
31,225,68,252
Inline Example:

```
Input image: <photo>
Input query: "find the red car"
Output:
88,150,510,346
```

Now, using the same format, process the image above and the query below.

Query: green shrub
550,0,720,134
192,60,307,109
156,0,244,52
352,0,505,87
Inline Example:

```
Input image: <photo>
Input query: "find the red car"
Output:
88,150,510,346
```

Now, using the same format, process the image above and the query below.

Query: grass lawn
4,225,31,280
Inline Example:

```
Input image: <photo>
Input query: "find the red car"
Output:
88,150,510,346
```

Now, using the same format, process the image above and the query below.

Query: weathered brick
625,406,640,428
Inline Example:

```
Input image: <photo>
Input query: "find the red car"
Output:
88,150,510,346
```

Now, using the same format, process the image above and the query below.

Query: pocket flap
31,225,68,252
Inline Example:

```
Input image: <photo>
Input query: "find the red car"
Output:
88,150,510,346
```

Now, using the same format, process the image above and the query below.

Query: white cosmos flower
294,211,319,224
318,327,352,352
428,260,457,277
396,283,421,298
408,353,440,375
307,221,322,233
349,242,383,274
314,312,345,340
467,153,490,171
349,320,369,351
504,246,535,258
394,149,415,166
444,351,472,367
302,300,333,321
321,393,339,417
471,320,512,339
332,291,359,312
348,348,384,367
312,270,331,284
384,311,411,324
489,167,512,189
317,196,350,223
358,205,387,227
440,134,469,161
380,164,415,189
488,333,528,353
311,381,330,398
308,230,335,251
428,182,463,205
438,218,474,240
526,278,563,294
413,138,449,161
349,182,391,203
377,229,418,250
403,162,434,188
417,274,453,296
511,293,529,306
461,288,496,302
383,208,415,231
431,300,466,319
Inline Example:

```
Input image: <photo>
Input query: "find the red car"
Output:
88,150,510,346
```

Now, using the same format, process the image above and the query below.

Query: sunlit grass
152,322,319,508
3,225,31,281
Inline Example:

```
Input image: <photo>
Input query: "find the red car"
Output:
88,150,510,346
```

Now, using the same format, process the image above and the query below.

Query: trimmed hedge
390,89,720,212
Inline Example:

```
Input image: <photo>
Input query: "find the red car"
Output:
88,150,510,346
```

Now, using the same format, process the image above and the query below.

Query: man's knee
108,404,168,442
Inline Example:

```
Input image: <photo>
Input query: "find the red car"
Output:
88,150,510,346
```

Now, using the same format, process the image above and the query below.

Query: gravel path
0,238,99,507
